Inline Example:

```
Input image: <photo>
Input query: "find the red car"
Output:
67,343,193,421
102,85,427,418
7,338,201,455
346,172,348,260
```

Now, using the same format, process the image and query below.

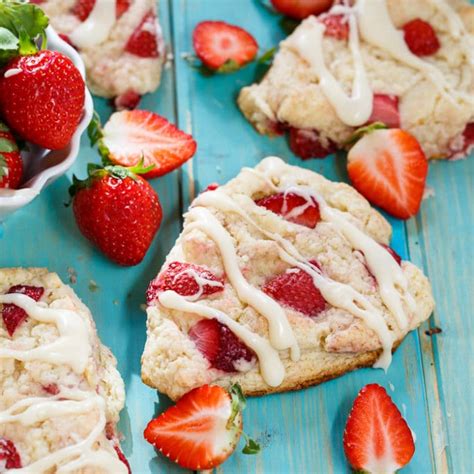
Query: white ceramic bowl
0,26,94,219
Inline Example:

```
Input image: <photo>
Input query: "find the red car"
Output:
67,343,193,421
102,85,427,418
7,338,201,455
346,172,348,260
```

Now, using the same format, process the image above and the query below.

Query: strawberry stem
344,122,388,147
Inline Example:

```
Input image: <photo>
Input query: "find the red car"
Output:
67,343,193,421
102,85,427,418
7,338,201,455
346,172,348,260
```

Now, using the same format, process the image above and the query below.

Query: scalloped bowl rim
0,26,94,217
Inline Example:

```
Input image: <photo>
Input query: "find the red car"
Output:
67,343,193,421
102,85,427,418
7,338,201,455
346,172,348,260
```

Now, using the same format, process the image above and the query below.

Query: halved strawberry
367,94,400,128
262,263,326,317
289,128,337,160
343,384,415,473
100,111,197,179
189,319,256,372
0,438,22,469
2,285,45,336
125,11,160,58
192,21,258,71
144,384,257,470
347,129,428,219
72,0,130,21
320,14,349,40
146,261,224,303
255,191,321,228
270,0,333,20
403,18,440,56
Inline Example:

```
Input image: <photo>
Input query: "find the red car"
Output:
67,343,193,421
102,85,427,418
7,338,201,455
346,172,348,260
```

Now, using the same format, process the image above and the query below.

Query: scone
37,0,165,100
238,0,474,160
0,268,128,473
142,157,435,401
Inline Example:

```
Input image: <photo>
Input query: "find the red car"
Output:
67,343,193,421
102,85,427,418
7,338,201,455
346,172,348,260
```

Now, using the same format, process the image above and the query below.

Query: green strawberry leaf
0,154,7,179
344,122,388,147
258,47,276,65
242,436,261,455
87,112,103,147
0,26,18,51
217,58,241,74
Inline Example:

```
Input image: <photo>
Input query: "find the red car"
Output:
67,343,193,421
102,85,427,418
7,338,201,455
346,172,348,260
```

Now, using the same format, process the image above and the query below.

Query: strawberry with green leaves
144,384,259,470
0,122,22,189
69,162,162,266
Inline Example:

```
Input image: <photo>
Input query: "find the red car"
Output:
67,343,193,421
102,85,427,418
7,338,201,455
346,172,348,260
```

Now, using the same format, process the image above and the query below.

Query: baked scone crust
0,268,126,472
142,157,435,400
238,0,474,159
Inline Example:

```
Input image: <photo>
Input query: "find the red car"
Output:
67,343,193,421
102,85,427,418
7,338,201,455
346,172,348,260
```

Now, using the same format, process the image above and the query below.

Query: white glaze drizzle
194,189,395,369
0,294,91,373
171,267,224,302
159,291,285,386
70,0,117,48
184,206,300,360
0,295,126,472
287,13,373,126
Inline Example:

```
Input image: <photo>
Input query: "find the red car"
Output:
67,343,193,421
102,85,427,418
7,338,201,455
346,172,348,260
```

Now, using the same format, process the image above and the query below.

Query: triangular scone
0,268,128,473
238,0,474,160
39,0,165,99
142,157,434,401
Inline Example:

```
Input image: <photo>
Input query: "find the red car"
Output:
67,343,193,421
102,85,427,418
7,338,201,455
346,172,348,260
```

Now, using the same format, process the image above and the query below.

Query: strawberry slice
2,285,45,336
380,243,402,265
255,191,321,228
113,90,142,111
147,261,224,303
113,445,131,474
403,18,440,56
262,263,326,317
188,319,256,372
125,11,160,58
270,0,333,20
144,384,255,470
72,0,130,22
367,94,401,128
192,21,258,71
343,384,415,473
289,128,337,160
347,129,428,219
101,110,197,179
0,438,22,469
320,14,349,40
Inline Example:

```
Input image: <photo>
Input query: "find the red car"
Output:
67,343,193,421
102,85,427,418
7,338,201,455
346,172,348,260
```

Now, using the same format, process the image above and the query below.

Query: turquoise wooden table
1,1,473,473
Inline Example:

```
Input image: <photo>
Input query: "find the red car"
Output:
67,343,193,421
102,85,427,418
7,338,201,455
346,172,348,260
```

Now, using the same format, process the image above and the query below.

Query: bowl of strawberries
0,2,93,219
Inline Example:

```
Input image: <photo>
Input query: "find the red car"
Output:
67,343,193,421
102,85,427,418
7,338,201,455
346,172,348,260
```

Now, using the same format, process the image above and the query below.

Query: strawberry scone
238,0,474,160
36,0,165,101
142,157,435,400
0,268,128,472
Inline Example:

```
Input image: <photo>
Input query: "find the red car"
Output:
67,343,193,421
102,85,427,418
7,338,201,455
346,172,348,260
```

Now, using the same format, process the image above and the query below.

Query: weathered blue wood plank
171,1,435,472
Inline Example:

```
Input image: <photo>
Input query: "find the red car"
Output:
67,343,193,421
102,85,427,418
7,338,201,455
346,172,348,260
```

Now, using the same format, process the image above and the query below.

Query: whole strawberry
70,163,162,266
0,50,85,150
0,122,23,189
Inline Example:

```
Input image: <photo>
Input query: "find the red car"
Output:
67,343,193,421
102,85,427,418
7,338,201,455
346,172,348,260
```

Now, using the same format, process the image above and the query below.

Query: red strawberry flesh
72,0,130,21
403,18,440,56
256,191,321,228
113,90,142,111
0,438,22,469
270,0,333,20
343,384,415,473
147,261,224,303
320,14,349,40
113,445,131,474
193,21,258,70
289,128,337,160
368,94,401,128
2,285,45,336
189,319,256,372
125,11,160,58
263,264,326,317
0,124,22,189
380,243,402,265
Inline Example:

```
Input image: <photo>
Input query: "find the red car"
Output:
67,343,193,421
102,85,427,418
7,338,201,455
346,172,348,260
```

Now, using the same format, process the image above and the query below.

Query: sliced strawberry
289,128,337,160
189,319,256,372
270,0,333,20
203,182,219,192
403,18,440,56
193,21,258,71
144,385,246,470
2,285,45,336
0,438,22,469
320,14,349,40
347,129,428,219
72,0,130,22
113,90,142,111
263,264,326,317
367,94,401,128
449,122,474,159
255,192,321,228
113,445,131,474
146,261,224,303
43,383,60,395
125,11,160,58
101,110,197,179
344,384,415,473
380,243,402,266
